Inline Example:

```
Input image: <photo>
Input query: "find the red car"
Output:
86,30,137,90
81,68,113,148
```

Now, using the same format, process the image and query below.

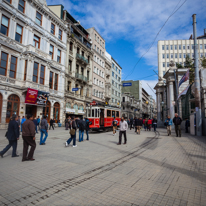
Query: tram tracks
7,132,160,205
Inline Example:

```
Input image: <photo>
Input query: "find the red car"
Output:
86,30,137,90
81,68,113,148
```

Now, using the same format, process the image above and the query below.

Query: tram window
97,109,100,117
95,109,97,117
107,110,111,117
88,109,91,117
112,111,115,118
116,111,119,117
92,109,94,117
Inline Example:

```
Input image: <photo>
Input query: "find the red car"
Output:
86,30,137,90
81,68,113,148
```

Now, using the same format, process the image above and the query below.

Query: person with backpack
65,116,77,147
173,113,182,137
40,115,48,145
21,116,26,132
112,117,118,136
85,118,92,140
78,117,86,142
165,115,173,136
0,114,19,158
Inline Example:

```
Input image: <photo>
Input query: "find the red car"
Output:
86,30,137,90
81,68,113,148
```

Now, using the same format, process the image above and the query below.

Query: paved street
0,127,206,206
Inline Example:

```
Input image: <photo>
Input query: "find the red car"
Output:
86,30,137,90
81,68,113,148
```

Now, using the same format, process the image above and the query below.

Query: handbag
70,121,76,135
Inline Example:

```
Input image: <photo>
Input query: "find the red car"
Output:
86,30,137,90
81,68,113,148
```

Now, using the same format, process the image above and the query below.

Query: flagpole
174,69,179,114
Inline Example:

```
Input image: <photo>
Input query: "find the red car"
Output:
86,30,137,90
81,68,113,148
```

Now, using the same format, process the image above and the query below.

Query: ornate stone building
0,0,67,128
48,5,93,118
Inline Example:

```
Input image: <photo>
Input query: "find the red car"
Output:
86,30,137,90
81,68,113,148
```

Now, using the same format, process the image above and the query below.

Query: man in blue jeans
65,116,77,147
85,118,92,140
40,115,48,145
78,117,86,142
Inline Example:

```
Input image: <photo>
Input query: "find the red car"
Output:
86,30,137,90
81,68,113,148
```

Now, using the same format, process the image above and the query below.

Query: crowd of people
0,112,189,160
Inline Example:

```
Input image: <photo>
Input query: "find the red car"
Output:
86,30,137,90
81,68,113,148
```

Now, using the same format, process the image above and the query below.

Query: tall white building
111,58,122,107
158,29,206,78
0,0,67,128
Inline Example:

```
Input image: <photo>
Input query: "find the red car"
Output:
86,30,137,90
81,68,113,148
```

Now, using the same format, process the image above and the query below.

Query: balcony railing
75,73,88,82
76,53,89,64
71,32,91,50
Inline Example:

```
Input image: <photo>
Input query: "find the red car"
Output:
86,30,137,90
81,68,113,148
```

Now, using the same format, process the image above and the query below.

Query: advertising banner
25,88,49,106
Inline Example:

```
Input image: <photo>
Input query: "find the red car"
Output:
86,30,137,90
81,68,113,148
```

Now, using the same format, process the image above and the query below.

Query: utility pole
192,14,202,136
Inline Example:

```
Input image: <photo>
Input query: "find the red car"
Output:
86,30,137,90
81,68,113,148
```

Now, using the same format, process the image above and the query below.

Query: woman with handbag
65,116,77,147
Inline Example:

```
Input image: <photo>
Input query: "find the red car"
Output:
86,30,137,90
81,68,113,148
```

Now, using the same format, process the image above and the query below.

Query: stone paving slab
0,127,206,205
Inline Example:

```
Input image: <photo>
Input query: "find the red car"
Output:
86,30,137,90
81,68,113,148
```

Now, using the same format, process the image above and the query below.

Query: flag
177,85,190,100
178,69,189,87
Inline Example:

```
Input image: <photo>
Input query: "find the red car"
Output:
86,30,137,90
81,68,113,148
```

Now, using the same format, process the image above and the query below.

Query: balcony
76,53,89,65
75,73,88,82
71,32,91,50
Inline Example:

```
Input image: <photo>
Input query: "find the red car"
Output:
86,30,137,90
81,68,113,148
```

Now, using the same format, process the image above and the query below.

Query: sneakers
115,133,116,135
73,145,77,147
65,142,68,147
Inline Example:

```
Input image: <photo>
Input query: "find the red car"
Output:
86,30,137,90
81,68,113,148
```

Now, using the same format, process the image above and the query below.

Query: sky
47,0,206,100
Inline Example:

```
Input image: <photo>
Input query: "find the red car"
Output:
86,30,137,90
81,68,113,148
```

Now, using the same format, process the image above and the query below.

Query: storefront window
43,101,50,122
6,94,19,123
53,102,60,122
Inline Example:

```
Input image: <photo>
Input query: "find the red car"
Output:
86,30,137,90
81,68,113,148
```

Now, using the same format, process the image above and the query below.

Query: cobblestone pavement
0,127,206,206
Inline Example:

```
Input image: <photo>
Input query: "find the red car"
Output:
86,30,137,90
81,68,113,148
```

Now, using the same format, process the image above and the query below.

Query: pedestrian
49,118,54,130
117,116,128,145
165,116,173,136
78,117,86,142
134,117,137,133
65,116,77,147
40,115,48,145
22,114,36,161
17,116,20,132
65,118,69,130
0,114,19,158
144,118,148,131
135,117,142,135
173,113,182,137
152,116,158,132
37,116,40,131
130,118,133,130
21,116,26,132
33,117,38,134
185,118,190,133
85,118,92,140
147,118,152,131
112,117,118,136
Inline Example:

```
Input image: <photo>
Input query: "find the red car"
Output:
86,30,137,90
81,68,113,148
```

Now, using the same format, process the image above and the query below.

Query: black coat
135,119,142,126
78,120,86,131
7,120,19,140
173,116,182,125
85,120,92,131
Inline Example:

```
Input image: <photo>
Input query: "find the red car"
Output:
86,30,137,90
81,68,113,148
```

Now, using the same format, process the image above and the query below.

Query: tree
201,57,206,68
184,55,194,84
176,63,183,68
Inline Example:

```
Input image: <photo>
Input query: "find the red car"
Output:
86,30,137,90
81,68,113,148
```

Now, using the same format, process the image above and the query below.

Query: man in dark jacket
22,114,36,161
185,119,190,133
33,117,38,133
152,117,158,132
49,118,54,130
130,118,133,130
85,118,92,140
78,117,86,142
0,114,19,158
135,117,142,135
65,116,77,147
173,113,182,137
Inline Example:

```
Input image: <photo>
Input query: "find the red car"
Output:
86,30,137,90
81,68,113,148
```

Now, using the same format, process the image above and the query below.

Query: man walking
117,116,128,145
130,118,133,130
22,114,36,161
185,118,190,133
152,116,158,132
173,113,182,137
49,118,54,130
21,116,26,132
40,115,48,145
65,116,77,147
37,116,40,131
165,116,173,136
112,117,118,136
0,114,19,158
33,117,38,134
85,118,92,140
78,117,86,142
135,117,142,135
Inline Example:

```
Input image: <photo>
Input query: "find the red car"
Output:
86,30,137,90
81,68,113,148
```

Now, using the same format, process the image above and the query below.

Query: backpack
113,120,117,126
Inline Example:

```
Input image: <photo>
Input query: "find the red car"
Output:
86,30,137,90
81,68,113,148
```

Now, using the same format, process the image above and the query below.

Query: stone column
169,81,175,128
157,92,161,122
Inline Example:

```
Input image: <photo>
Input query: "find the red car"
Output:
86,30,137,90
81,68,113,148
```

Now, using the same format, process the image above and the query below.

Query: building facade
111,57,122,107
87,27,106,103
158,30,206,78
0,0,67,128
49,5,93,118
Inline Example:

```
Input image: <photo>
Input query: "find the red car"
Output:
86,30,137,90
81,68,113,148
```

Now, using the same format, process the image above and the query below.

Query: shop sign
123,82,132,87
90,101,97,106
25,88,49,106
75,109,78,114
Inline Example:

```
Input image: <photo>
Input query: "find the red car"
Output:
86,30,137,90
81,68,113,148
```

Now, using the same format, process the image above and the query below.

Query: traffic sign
72,88,79,91
123,82,132,87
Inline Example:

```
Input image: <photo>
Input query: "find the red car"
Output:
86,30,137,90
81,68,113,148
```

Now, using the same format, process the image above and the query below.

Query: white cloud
141,80,158,100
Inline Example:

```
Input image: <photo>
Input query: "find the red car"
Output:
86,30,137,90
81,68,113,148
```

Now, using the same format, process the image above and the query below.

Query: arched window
74,104,78,110
53,102,60,122
43,101,51,122
66,102,71,109
6,94,19,123
0,93,2,123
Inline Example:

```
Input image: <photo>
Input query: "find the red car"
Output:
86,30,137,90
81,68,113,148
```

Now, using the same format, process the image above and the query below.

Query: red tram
86,105,121,131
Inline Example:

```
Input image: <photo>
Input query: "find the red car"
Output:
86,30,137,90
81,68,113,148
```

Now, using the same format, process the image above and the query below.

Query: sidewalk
0,127,206,206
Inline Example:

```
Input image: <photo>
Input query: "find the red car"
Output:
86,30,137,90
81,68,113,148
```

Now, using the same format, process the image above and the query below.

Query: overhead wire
123,0,188,81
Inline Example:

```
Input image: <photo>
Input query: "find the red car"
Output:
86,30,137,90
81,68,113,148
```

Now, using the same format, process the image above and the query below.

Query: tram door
100,109,104,126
